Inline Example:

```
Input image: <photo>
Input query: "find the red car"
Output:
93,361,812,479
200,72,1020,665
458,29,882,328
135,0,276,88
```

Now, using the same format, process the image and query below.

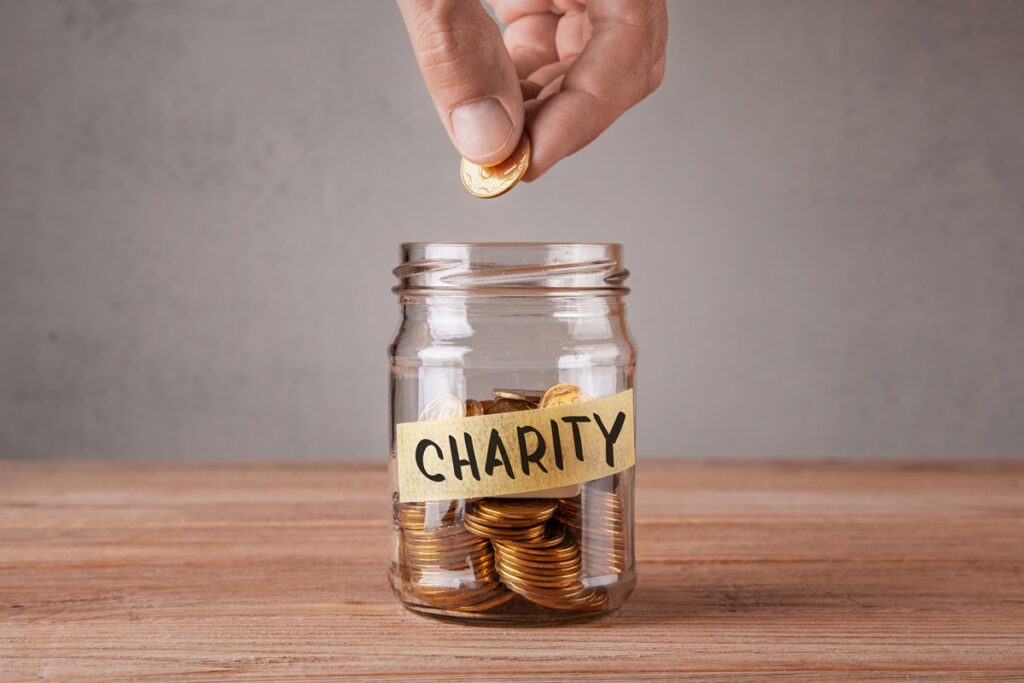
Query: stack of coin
492,526,608,612
464,499,555,542
557,489,627,576
465,499,606,612
399,501,512,612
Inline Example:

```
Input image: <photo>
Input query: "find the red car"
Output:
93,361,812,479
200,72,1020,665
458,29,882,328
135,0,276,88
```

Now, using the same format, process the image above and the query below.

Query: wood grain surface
1,460,1022,682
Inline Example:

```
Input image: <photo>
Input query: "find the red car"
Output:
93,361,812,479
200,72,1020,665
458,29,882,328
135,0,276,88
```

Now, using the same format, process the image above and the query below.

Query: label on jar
396,389,635,503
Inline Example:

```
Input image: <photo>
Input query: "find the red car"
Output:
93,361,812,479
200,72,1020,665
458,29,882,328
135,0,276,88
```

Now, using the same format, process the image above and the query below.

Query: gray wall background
1,0,1022,460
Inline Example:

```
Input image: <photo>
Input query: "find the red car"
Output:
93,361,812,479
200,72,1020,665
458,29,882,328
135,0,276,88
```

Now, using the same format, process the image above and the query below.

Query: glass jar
388,243,637,624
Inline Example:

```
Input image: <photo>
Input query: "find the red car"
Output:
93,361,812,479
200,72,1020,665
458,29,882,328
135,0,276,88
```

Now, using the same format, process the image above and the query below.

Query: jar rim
393,242,629,294
400,241,623,249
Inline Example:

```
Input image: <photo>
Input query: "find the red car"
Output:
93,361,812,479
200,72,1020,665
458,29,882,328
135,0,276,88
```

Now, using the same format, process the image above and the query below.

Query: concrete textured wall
1,0,1022,460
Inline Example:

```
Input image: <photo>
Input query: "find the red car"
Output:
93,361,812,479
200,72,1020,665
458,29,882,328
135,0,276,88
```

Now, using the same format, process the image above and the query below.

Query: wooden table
1,460,1022,681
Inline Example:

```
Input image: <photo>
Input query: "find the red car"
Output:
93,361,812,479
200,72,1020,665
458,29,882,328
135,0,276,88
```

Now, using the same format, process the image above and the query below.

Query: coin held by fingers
459,133,531,199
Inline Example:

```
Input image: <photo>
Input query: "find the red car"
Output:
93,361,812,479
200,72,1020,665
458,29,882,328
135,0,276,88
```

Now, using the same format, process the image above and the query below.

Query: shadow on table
616,566,867,626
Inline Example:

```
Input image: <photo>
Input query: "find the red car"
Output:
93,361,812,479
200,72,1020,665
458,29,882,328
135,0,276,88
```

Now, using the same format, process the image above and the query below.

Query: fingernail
450,98,513,163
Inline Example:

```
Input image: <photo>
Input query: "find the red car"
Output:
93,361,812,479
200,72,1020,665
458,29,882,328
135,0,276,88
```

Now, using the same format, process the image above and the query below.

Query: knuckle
641,1,668,94
411,1,495,72
647,55,666,93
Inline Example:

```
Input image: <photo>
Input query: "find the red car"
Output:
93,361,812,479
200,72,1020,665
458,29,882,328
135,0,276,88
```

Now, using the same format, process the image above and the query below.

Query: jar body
388,244,636,624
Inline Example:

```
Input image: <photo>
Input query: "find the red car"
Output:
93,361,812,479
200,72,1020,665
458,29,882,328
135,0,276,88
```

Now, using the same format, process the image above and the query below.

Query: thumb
397,0,525,165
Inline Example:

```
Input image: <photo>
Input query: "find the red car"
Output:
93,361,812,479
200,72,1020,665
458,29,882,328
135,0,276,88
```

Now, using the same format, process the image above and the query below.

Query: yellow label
396,389,635,503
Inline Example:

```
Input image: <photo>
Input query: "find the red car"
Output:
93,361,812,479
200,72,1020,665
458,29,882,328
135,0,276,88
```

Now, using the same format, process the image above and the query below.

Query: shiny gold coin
399,504,460,530
496,568,581,589
499,575,585,595
403,535,488,552
406,557,491,573
453,589,515,612
402,525,472,541
501,579,587,603
465,399,485,417
492,388,546,402
418,394,466,422
465,510,535,528
464,518,546,541
403,529,486,546
494,548,580,567
415,583,504,604
529,589,607,612
484,398,538,414
410,565,497,583
460,133,531,199
509,529,568,549
494,552,581,573
491,536,575,555
540,383,592,408
495,565,581,586
465,505,548,527
492,538,580,560
475,499,558,521
405,545,492,562
402,532,474,547
405,547,492,565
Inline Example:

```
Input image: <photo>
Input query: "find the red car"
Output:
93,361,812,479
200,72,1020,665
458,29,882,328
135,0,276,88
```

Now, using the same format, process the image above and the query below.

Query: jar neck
398,292,627,319
393,243,629,295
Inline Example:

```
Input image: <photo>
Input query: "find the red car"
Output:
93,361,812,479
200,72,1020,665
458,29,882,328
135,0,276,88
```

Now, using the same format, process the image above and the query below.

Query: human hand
396,0,668,181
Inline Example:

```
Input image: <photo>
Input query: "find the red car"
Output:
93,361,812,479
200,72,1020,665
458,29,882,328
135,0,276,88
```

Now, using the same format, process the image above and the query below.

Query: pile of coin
398,383,625,614
417,384,591,422
494,527,608,612
464,499,553,542
557,489,627,576
398,500,513,612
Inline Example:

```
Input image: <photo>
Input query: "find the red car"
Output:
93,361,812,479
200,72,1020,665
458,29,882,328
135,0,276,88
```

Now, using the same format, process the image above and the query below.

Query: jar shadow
615,566,864,626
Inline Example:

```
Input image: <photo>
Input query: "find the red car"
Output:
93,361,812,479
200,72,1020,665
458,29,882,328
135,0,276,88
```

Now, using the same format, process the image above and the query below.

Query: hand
396,0,668,181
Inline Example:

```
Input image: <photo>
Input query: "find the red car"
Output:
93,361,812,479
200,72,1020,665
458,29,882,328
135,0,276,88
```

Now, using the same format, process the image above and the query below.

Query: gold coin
460,133,531,199
453,590,515,612
405,544,491,560
402,525,470,541
484,398,537,414
475,499,558,521
465,399,485,417
502,578,587,602
405,546,492,564
508,529,568,549
418,394,466,422
399,505,460,530
416,583,503,604
495,565,581,588
403,532,486,548
500,577,585,596
530,589,606,611
493,551,581,572
540,383,592,408
492,388,546,402
464,518,546,541
492,539,579,561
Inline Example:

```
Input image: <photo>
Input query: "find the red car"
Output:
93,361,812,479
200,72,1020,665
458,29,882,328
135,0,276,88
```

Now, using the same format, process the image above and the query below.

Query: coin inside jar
418,394,466,421
492,388,546,402
484,398,537,414
399,500,510,611
539,383,592,408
